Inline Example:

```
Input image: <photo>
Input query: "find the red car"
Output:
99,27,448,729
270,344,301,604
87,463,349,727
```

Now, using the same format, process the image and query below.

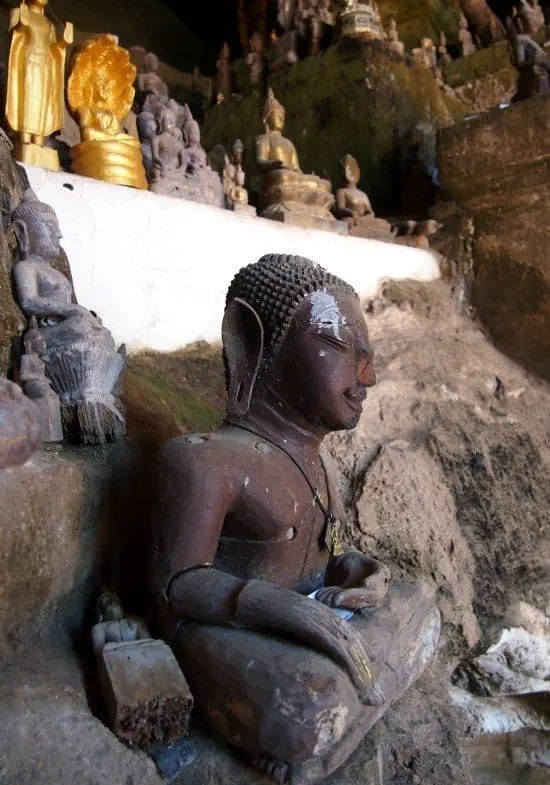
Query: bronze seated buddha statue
153,254,440,784
256,91,343,231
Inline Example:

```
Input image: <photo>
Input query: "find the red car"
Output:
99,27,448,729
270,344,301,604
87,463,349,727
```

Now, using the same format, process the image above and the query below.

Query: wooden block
98,638,193,746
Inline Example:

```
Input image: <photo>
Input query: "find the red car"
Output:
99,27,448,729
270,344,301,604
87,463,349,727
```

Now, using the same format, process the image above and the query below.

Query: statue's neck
231,395,325,464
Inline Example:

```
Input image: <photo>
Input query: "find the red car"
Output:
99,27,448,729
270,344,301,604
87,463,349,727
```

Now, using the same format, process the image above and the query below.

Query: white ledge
24,165,440,353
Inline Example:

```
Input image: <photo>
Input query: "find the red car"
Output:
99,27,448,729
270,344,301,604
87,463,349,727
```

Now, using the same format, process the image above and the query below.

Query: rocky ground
1,278,549,785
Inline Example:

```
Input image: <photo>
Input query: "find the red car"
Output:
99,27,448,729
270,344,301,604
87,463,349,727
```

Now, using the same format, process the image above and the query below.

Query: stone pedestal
262,207,349,235
16,141,60,172
348,215,395,242
438,95,550,381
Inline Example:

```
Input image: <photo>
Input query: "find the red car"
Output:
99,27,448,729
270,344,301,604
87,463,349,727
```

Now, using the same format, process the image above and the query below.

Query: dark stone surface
437,95,550,382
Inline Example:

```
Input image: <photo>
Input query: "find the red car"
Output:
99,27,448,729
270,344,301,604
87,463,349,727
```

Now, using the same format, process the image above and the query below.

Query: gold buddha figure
67,35,147,189
256,88,339,229
5,0,73,171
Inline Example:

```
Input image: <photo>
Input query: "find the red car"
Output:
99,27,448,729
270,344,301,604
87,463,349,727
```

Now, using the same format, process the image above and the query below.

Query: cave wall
438,95,550,382
0,0,212,72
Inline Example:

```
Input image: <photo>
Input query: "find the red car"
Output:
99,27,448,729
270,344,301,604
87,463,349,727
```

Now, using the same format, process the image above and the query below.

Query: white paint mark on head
244,476,249,487
309,290,346,339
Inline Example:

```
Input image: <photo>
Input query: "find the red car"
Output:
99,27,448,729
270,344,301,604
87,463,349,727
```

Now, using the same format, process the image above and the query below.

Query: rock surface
438,94,550,383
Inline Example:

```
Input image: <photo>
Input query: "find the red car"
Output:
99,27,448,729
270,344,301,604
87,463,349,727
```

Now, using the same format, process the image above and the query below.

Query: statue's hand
63,22,74,46
319,550,390,610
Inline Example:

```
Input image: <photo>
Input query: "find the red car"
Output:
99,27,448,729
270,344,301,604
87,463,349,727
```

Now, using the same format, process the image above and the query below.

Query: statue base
261,206,349,235
232,203,257,217
150,170,225,208
16,142,60,172
348,215,396,242
71,135,147,190
61,399,126,446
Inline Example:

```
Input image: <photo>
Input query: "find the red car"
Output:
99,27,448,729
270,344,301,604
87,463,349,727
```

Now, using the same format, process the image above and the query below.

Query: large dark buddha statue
153,254,440,784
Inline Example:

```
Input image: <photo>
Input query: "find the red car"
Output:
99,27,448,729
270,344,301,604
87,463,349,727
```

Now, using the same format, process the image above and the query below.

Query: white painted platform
25,165,440,353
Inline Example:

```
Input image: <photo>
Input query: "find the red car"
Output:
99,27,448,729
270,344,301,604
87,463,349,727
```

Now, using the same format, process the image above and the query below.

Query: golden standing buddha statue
256,88,346,233
5,0,73,171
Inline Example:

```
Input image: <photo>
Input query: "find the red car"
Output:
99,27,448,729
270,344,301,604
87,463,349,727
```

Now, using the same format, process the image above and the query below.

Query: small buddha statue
438,31,452,65
91,591,150,654
223,139,256,215
184,118,208,172
11,190,126,445
459,13,477,57
149,106,189,188
216,42,232,102
247,31,265,86
256,89,339,230
153,253,440,784
137,51,169,113
5,0,73,171
387,18,405,55
334,154,394,240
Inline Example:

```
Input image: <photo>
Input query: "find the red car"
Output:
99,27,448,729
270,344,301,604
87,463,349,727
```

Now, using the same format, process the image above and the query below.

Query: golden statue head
67,34,137,137
30,0,48,9
262,88,285,132
340,153,360,186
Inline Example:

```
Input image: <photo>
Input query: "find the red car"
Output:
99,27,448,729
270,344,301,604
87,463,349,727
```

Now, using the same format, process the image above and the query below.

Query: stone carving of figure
184,118,208,172
137,51,169,114
136,110,157,178
144,104,224,206
517,0,542,36
150,106,188,184
91,591,150,654
256,88,336,226
334,153,393,240
11,190,126,445
216,42,232,103
0,378,40,469
19,319,63,442
5,0,73,171
422,36,438,69
438,31,452,64
387,18,405,55
247,31,265,86
223,139,255,214
459,12,477,57
152,253,441,784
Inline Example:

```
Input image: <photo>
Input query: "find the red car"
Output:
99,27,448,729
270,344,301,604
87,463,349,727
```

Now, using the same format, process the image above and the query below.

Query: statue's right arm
154,440,383,705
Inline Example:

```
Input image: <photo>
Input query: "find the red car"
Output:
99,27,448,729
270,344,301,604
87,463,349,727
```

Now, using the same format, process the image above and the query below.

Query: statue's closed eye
317,333,351,351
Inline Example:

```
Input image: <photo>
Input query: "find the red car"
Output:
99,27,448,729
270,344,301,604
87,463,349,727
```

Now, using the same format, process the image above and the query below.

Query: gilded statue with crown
256,88,346,233
5,0,73,171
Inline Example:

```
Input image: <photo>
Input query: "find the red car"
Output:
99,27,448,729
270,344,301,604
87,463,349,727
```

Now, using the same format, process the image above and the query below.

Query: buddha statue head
157,106,178,135
262,88,285,133
341,153,360,187
223,254,375,432
232,138,244,166
143,52,160,74
12,189,62,263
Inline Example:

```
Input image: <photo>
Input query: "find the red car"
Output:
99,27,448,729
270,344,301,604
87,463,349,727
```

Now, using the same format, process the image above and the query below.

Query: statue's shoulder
159,427,278,471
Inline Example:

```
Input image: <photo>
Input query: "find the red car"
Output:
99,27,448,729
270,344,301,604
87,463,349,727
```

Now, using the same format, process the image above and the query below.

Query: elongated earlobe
222,297,264,417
